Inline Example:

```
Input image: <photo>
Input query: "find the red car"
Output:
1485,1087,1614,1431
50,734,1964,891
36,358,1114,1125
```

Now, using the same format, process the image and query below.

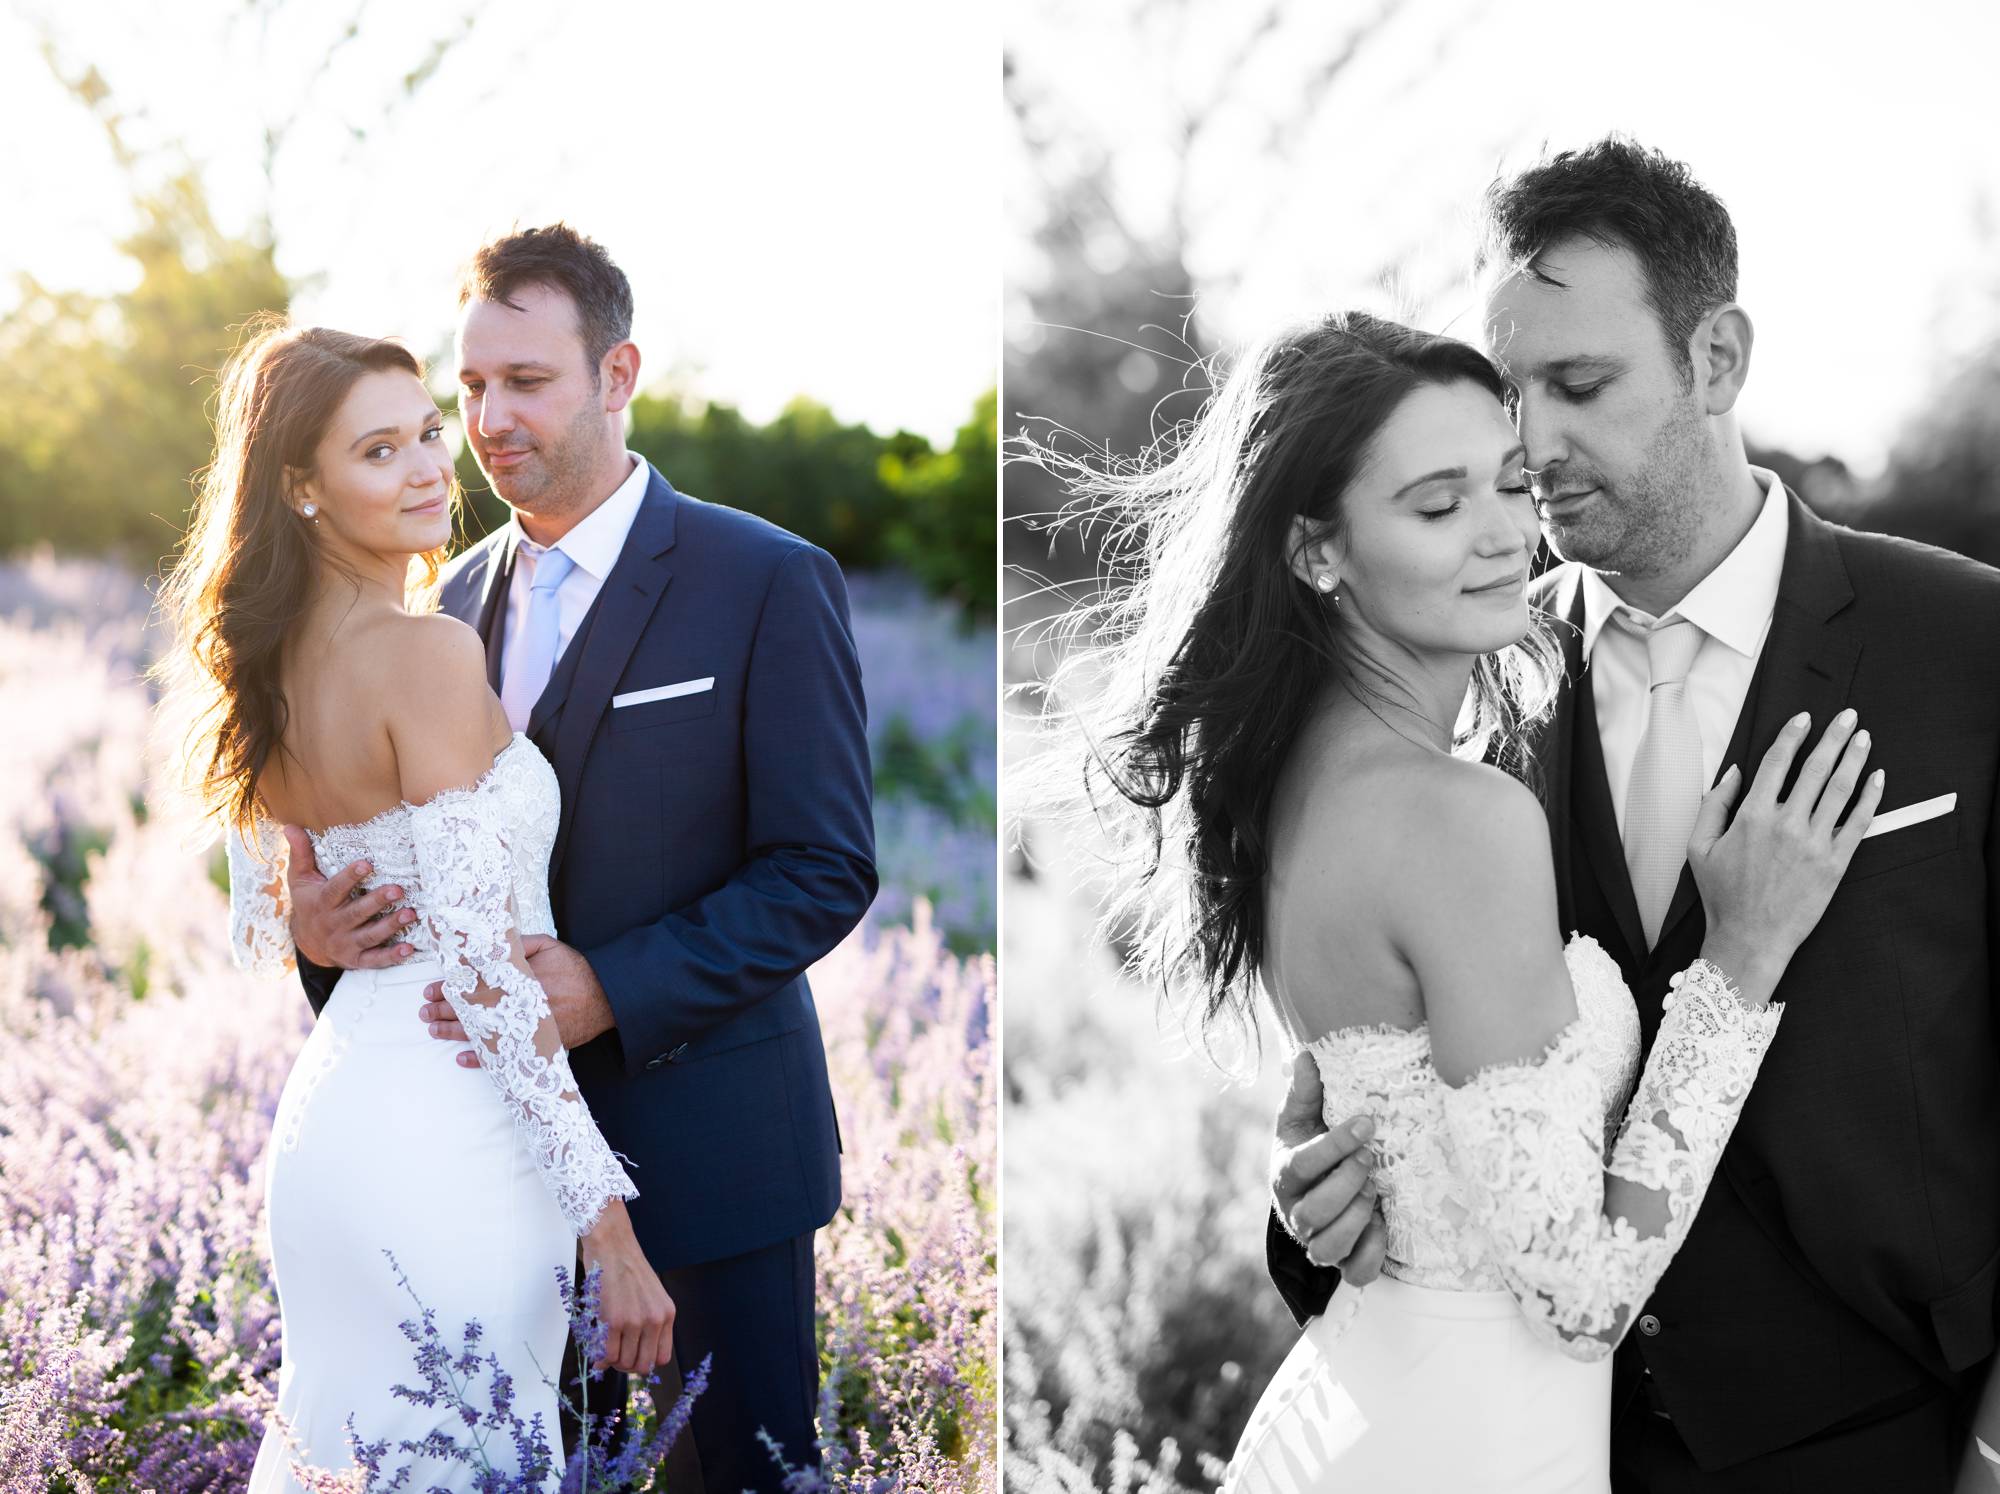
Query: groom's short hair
1474,136,1738,389
458,224,634,383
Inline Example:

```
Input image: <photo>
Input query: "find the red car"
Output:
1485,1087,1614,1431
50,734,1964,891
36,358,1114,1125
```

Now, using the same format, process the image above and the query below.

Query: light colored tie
1622,614,1706,948
500,545,576,731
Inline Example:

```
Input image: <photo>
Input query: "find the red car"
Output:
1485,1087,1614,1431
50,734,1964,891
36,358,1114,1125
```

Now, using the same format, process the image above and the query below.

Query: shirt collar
1580,466,1790,662
509,453,652,581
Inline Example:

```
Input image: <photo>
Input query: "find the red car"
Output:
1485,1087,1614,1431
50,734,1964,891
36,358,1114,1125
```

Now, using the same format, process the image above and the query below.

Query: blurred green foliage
0,174,289,560
1,179,994,618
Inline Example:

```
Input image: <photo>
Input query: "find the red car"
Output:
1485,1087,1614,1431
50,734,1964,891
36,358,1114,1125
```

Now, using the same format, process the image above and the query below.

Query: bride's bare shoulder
376,614,510,803
1331,753,1548,863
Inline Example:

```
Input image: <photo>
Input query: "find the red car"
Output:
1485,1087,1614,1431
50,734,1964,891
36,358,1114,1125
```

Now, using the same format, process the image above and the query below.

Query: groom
281,224,877,1492
1268,139,2000,1490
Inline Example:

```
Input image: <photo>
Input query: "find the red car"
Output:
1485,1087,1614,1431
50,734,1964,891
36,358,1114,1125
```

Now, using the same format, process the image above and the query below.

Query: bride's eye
1418,500,1462,521
366,443,393,461
421,425,444,443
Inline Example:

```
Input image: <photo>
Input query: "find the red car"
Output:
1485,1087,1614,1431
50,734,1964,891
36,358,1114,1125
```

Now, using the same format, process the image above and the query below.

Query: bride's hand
280,825,417,970
1686,709,1883,997
581,1200,675,1375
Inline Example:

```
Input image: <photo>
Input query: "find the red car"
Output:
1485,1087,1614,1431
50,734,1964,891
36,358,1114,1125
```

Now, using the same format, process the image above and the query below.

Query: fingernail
1836,707,1856,727
1790,712,1810,729
1352,1118,1375,1141
356,863,371,877
1854,730,1870,746
1872,769,1885,785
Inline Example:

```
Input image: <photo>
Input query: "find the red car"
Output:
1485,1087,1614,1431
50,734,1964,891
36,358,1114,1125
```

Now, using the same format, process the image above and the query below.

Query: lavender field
0,554,996,1493
1000,716,1294,1494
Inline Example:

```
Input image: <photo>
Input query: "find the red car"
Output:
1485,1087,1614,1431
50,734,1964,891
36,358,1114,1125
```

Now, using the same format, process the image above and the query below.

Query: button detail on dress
1637,1313,1661,1336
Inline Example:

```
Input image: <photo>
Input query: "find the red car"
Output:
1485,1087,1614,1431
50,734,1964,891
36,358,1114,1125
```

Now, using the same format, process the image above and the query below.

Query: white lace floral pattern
226,816,295,976
1308,935,1780,1361
223,734,636,1236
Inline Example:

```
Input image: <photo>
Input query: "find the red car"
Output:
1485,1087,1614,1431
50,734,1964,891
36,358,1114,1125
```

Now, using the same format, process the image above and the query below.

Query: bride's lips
404,495,448,516
1465,572,1527,596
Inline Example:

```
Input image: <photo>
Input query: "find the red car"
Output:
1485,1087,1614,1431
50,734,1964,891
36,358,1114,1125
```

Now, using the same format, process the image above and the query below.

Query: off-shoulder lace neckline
261,733,532,842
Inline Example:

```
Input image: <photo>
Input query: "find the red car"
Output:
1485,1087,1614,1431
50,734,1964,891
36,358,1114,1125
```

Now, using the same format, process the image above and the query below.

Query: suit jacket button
668,1042,689,1063
1638,1314,1661,1337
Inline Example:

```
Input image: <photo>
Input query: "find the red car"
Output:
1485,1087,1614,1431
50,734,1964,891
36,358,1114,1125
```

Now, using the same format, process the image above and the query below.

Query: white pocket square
612,677,714,708
1861,791,1955,839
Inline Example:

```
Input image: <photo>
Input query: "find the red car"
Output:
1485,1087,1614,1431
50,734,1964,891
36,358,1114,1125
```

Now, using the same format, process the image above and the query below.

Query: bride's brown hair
1021,312,1561,1050
157,315,454,841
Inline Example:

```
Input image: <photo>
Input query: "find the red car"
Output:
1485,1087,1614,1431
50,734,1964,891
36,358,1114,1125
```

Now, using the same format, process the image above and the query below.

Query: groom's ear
600,340,641,416
1695,304,1754,417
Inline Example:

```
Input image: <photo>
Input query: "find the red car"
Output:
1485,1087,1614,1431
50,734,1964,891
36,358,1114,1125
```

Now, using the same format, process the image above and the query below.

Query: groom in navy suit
283,224,876,1492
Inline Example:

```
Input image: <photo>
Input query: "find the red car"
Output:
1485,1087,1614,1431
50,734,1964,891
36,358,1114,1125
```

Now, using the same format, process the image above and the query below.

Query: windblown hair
157,316,451,841
1474,135,1738,388
458,222,634,381
1021,311,1560,1047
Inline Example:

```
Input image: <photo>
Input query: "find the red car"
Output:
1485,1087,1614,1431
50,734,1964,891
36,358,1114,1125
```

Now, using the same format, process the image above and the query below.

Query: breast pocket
1843,794,1960,882
608,676,719,732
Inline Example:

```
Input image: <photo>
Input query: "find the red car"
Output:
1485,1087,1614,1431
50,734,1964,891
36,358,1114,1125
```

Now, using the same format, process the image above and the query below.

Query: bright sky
1009,0,2000,475
1,0,997,446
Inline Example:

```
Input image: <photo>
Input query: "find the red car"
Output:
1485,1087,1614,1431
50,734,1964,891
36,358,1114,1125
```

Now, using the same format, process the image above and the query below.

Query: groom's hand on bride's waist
280,826,418,971
1272,1050,1387,1281
418,934,617,1069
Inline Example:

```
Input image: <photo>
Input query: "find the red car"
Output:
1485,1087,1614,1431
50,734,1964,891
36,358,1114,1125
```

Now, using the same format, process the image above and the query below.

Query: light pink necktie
1622,615,1706,948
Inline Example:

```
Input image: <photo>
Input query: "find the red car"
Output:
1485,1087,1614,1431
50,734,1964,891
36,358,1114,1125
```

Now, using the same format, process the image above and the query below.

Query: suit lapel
1651,493,1859,948
1573,666,1650,966
1538,569,1585,926
475,527,520,691
534,471,681,868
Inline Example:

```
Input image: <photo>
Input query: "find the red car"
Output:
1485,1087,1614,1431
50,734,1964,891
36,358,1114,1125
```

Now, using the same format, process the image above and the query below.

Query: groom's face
455,282,610,512
1479,235,1709,581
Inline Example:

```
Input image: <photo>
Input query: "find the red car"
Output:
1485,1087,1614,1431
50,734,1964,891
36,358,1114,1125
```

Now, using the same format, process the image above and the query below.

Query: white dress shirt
499,453,651,688
1580,468,1791,837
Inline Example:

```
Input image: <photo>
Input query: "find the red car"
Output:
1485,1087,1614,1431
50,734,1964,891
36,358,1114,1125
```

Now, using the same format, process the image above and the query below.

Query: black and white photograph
1004,3,2000,1491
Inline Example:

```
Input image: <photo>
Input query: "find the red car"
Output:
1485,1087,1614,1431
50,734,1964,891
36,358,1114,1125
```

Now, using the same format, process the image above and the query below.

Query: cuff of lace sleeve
1668,959,1778,1018
1665,960,1783,1041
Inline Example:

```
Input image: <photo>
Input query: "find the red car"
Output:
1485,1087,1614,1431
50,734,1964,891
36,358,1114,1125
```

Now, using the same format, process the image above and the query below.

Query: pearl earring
301,503,318,519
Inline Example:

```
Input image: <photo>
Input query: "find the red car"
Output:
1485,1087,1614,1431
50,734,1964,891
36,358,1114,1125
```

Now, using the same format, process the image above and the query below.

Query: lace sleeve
225,816,295,976
406,779,639,1236
1441,962,1782,1361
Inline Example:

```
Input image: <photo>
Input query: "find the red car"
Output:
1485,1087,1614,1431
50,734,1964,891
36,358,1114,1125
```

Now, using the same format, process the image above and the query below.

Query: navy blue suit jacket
298,465,877,1268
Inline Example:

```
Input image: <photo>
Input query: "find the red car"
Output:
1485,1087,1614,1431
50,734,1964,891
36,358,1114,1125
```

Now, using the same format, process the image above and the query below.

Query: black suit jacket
1267,493,2000,1471
297,466,877,1268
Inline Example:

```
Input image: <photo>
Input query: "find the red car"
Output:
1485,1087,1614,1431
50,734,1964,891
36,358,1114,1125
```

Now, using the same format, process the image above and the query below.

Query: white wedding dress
225,734,638,1493
1225,936,1781,1493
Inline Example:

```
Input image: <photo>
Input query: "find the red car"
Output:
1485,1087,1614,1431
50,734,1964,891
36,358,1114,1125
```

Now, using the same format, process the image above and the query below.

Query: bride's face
1325,379,1539,658
292,369,455,559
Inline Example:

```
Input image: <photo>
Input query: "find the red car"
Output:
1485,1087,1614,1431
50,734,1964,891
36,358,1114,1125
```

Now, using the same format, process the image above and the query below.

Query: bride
1028,311,1880,1492
159,319,673,1490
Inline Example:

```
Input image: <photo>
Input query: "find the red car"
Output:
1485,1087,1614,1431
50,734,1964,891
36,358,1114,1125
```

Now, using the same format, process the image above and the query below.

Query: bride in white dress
1027,312,1881,1492
159,321,673,1491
